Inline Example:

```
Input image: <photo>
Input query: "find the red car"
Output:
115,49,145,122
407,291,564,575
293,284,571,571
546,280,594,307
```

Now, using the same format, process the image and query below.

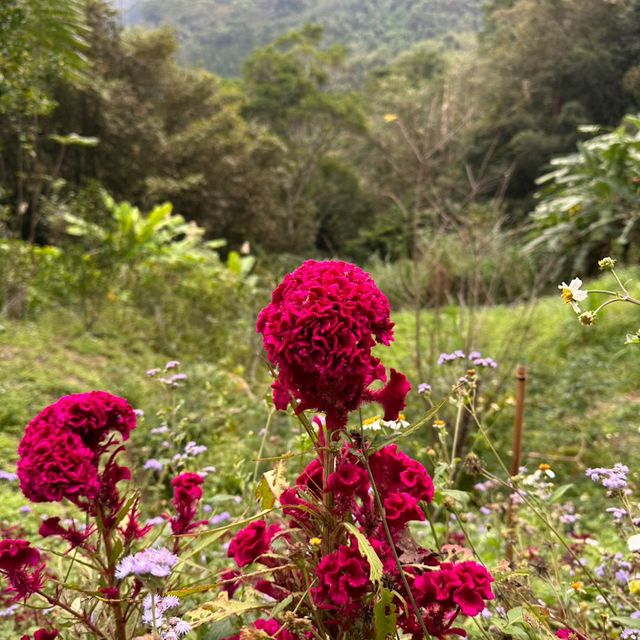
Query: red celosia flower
119,501,153,543
170,472,206,535
0,539,45,601
279,487,318,530
325,463,369,501
39,517,94,549
20,391,136,454
369,444,434,503
18,392,137,512
20,631,59,640
556,630,587,640
411,561,495,637
383,492,425,530
253,618,299,640
227,520,279,568
312,544,371,615
17,423,100,506
219,569,242,597
295,458,324,496
368,368,412,421
257,260,410,430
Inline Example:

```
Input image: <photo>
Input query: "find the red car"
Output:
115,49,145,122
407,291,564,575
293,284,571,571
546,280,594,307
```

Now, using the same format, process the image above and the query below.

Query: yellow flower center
561,287,574,305
571,581,583,591
539,463,551,472
310,537,322,546
363,415,381,426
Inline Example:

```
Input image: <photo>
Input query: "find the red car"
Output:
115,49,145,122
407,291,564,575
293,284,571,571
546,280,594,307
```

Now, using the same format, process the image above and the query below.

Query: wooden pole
506,365,527,563
511,365,527,476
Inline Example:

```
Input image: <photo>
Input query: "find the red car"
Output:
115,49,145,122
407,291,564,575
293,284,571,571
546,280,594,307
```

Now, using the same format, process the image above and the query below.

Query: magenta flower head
17,392,136,514
0,539,45,601
257,260,411,430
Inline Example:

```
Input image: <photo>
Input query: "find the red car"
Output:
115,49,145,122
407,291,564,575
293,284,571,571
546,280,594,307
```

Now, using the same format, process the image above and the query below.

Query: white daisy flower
558,278,587,313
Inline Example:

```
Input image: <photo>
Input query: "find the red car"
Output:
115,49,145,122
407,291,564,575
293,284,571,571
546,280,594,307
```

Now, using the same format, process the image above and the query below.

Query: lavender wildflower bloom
586,463,629,490
437,350,466,365
160,373,188,388
0,471,17,482
631,612,640,619
185,441,207,457
203,504,212,513
152,425,170,435
146,516,167,527
165,360,181,370
472,357,498,369
168,618,192,637
418,383,432,394
144,459,164,472
606,507,628,520
19,505,31,514
115,547,178,580
134,409,145,418
142,593,181,627
146,368,161,377
0,604,18,617
621,631,640,640
210,512,231,526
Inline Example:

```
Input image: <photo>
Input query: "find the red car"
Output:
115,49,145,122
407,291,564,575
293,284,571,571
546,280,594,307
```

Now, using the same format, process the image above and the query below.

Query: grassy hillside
124,0,485,76
2,270,639,490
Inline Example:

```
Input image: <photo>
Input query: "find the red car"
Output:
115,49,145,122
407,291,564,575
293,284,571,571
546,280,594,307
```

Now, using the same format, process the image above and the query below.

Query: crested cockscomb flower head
20,631,59,640
227,520,280,568
17,423,100,507
257,260,410,430
311,543,371,616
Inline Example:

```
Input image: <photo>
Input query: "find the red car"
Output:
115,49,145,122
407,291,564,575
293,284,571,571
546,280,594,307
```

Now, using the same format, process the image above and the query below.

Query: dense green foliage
128,0,484,77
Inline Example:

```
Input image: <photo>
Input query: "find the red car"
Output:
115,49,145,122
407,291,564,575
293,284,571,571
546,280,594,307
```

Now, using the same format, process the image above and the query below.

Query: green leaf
255,461,288,509
374,588,397,640
343,522,383,583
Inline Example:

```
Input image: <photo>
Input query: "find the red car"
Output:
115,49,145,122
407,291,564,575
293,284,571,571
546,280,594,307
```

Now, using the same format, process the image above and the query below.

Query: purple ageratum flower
169,618,192,637
0,471,17,482
586,463,629,490
146,516,167,527
210,512,231,526
142,593,181,626
146,368,161,377
151,425,169,435
160,373,188,388
115,547,178,580
0,604,18,618
472,357,498,369
606,507,628,521
418,383,432,394
437,350,466,365
616,569,631,584
631,612,640,619
184,441,207,457
621,631,640,640
134,409,145,418
144,459,164,472
165,360,181,371
19,506,32,514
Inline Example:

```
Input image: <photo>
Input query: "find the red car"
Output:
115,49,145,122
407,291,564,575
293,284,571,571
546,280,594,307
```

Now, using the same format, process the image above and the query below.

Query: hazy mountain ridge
119,0,485,76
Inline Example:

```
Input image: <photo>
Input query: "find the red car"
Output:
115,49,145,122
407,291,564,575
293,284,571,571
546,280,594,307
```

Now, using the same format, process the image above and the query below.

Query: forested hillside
123,0,484,76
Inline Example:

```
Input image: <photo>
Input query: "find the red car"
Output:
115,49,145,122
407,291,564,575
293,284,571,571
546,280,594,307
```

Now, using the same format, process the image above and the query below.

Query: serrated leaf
374,588,397,640
343,522,383,583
